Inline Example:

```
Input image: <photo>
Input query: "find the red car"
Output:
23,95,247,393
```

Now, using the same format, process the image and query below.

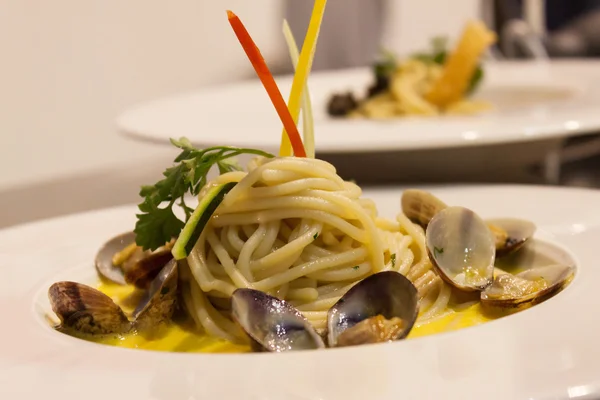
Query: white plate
117,61,600,153
1,185,600,399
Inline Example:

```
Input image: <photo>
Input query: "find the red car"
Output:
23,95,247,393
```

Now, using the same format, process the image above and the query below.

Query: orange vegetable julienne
226,10,306,158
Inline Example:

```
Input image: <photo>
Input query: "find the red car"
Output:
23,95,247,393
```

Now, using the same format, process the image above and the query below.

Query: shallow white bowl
1,185,599,399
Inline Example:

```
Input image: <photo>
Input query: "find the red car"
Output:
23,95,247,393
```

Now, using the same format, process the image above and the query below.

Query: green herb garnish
373,48,397,79
434,246,444,258
313,233,319,240
134,137,274,251
467,67,484,94
390,253,396,267
353,266,360,270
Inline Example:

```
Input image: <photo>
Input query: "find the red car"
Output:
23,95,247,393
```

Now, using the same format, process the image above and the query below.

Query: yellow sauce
87,282,508,353
95,324,250,353
409,304,495,339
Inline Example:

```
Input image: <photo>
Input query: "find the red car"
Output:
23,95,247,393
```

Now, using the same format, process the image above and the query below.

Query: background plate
117,61,600,153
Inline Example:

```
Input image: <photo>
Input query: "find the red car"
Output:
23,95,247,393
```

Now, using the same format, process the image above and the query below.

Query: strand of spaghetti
278,0,327,157
282,19,315,158
226,10,306,157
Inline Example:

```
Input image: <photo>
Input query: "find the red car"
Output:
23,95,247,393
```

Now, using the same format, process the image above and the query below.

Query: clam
48,281,131,335
95,231,173,288
122,249,174,289
481,264,574,308
402,190,536,258
401,189,448,228
95,231,135,284
49,259,179,336
426,206,495,292
487,218,536,257
132,259,179,331
327,271,418,347
231,288,325,352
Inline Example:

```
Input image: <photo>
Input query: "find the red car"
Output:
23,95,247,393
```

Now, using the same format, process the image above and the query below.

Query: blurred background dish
118,61,595,151
2,0,600,227
116,60,600,184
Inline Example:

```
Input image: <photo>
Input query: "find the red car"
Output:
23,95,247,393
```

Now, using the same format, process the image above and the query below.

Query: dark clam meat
328,271,419,347
132,259,179,332
122,249,174,289
336,315,405,347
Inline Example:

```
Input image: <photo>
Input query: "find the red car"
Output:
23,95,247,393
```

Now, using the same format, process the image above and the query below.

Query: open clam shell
426,206,495,292
481,264,574,308
95,231,174,288
327,271,419,347
132,259,178,331
401,189,448,228
122,249,174,289
401,190,535,259
487,218,536,257
94,231,135,285
231,289,325,352
48,281,131,335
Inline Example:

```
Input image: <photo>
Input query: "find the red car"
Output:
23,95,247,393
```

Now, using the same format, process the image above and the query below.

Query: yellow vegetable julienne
283,19,316,159
425,20,497,108
279,0,326,157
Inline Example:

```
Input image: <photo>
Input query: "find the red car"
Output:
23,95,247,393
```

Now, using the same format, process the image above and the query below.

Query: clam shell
481,264,574,308
401,189,448,228
426,206,495,292
133,259,178,331
401,190,535,260
123,249,173,289
327,271,419,347
231,289,325,352
487,218,536,257
48,281,130,335
94,231,135,285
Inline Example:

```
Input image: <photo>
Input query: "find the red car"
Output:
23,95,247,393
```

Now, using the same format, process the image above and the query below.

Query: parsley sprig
134,137,274,251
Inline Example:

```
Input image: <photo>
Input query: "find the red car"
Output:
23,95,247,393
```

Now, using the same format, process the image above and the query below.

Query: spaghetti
181,156,447,342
